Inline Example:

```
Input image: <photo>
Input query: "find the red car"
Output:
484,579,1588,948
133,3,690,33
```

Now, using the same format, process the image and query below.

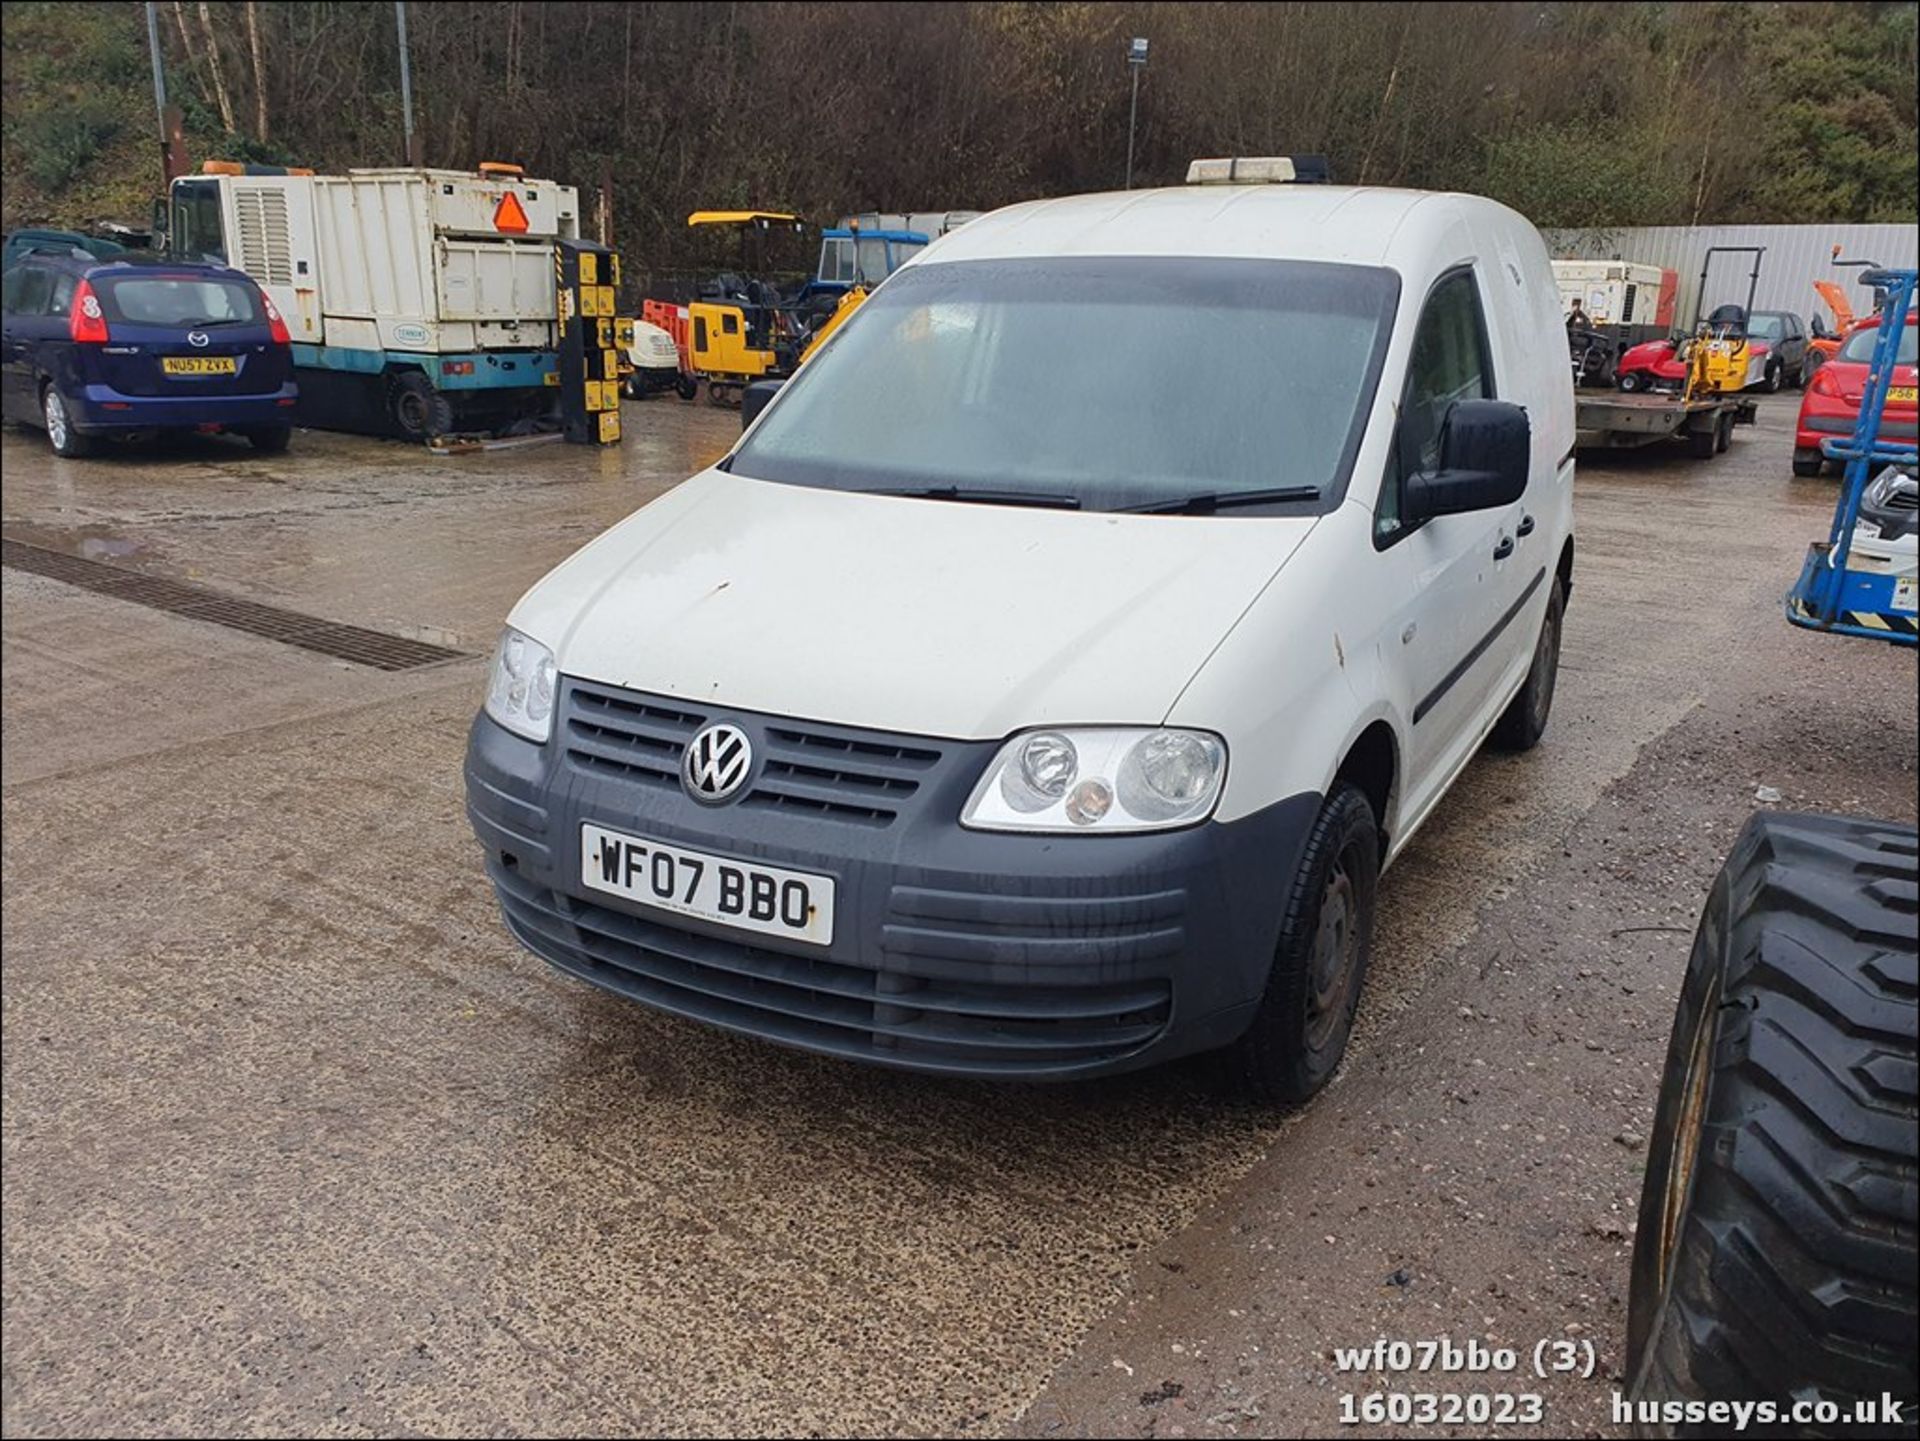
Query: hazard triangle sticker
493,191,530,234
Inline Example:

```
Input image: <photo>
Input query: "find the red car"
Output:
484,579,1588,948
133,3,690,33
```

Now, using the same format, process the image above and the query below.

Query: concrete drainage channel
0,538,467,671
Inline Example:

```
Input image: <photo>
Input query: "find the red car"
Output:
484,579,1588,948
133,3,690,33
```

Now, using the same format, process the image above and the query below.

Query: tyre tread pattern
1631,813,1918,1436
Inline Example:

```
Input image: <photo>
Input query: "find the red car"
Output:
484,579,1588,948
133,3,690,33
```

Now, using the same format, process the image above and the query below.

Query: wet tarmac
3,394,1914,1436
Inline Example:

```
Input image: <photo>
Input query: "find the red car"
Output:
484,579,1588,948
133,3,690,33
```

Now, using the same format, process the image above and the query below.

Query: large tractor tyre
1218,782,1380,1106
1792,448,1826,479
1489,574,1565,752
388,371,454,442
1625,813,1918,1438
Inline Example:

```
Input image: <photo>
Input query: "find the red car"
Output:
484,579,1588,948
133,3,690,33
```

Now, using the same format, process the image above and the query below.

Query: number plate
1888,385,1917,404
161,356,237,376
580,822,835,946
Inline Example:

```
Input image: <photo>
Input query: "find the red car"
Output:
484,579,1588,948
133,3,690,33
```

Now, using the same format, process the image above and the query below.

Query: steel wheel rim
395,390,429,433
1306,855,1359,1050
1656,974,1718,1289
44,390,68,450
1530,602,1560,729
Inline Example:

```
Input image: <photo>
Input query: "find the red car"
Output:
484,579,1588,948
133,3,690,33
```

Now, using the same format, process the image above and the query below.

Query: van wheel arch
1557,537,1575,602
1333,720,1398,859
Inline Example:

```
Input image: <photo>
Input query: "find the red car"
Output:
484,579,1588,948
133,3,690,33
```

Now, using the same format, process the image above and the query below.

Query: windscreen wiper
1117,486,1322,515
860,485,1082,510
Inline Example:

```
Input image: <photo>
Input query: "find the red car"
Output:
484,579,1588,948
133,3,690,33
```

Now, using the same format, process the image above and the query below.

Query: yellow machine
799,284,866,364
1681,318,1755,401
678,210,809,405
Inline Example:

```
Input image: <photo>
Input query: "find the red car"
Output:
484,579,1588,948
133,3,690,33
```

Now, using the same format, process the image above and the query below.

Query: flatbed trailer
1574,390,1757,457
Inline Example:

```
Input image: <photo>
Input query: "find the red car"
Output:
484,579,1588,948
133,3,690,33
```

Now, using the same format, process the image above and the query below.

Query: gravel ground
2,393,1914,1437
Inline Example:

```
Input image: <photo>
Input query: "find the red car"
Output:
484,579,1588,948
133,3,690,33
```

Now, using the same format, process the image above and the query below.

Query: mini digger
1616,246,1766,397
675,210,812,406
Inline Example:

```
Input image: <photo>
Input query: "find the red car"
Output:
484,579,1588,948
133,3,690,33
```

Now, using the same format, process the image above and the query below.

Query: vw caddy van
466,159,1575,1102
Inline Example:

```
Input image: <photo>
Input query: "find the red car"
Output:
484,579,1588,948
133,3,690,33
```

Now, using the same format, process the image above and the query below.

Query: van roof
920,185,1518,271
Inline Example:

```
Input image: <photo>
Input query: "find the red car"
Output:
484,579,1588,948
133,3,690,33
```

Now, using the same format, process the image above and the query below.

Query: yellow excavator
678,210,810,405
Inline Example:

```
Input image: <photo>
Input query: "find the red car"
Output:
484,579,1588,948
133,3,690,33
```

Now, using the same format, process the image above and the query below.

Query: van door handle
1493,535,1515,561
1516,514,1536,538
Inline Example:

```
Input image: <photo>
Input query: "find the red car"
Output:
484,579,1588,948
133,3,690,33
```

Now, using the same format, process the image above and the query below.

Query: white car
467,162,1576,1102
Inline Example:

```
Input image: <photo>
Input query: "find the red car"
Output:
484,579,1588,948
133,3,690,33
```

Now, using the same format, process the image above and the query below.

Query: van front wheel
1219,782,1379,1105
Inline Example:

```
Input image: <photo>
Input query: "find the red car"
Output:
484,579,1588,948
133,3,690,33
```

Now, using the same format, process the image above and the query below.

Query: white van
467,165,1575,1102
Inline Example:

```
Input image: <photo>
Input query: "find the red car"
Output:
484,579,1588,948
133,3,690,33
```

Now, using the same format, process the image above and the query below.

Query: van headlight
962,728,1226,833
485,626,558,742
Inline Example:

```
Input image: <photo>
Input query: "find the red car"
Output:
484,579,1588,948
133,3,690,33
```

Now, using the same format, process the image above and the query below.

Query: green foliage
2,0,1915,243
9,96,122,190
1483,125,1688,230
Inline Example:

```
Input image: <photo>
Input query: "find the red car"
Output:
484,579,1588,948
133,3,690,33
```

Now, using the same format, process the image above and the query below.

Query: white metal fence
1543,223,1919,327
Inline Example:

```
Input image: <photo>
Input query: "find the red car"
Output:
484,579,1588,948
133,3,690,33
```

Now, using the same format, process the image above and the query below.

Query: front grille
562,679,943,826
489,861,1172,1072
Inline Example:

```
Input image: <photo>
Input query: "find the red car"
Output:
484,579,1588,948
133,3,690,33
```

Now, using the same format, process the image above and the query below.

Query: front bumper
71,381,298,432
464,680,1319,1079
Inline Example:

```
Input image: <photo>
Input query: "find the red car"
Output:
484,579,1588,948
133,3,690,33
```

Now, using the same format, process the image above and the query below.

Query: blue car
0,252,297,457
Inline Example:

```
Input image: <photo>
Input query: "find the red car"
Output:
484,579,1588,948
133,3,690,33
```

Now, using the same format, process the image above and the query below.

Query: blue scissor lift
1786,267,1918,645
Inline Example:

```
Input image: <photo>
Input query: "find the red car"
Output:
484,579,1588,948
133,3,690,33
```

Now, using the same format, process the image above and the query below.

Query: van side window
1377,269,1494,541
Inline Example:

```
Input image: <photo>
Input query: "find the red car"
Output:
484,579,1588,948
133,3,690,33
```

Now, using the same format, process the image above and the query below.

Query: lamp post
1125,36,1149,190
396,1,421,167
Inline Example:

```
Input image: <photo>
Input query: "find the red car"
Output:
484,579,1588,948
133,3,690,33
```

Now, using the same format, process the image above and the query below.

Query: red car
1792,311,1919,476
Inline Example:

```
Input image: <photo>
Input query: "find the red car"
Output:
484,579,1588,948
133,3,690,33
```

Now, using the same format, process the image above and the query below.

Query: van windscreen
95,274,262,328
730,256,1400,513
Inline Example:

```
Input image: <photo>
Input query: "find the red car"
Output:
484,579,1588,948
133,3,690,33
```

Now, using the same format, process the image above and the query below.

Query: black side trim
1413,566,1547,725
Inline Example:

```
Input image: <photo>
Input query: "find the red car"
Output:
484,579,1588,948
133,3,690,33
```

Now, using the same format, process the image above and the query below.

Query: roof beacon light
1185,155,1333,186
1186,156,1297,186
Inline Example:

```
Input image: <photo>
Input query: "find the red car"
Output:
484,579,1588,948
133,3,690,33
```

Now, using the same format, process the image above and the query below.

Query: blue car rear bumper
69,381,299,433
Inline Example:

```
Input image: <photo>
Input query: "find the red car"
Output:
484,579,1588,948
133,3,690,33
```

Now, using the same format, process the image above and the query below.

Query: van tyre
42,383,95,458
1219,782,1379,1105
1624,813,1919,1434
244,424,292,454
1490,574,1564,752
389,372,454,441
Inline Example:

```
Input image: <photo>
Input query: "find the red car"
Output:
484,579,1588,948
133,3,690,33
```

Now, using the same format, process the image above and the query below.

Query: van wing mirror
740,378,782,430
1402,399,1530,522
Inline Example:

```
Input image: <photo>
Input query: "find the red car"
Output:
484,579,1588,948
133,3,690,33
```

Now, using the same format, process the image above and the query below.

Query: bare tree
246,1,268,142
195,0,237,134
